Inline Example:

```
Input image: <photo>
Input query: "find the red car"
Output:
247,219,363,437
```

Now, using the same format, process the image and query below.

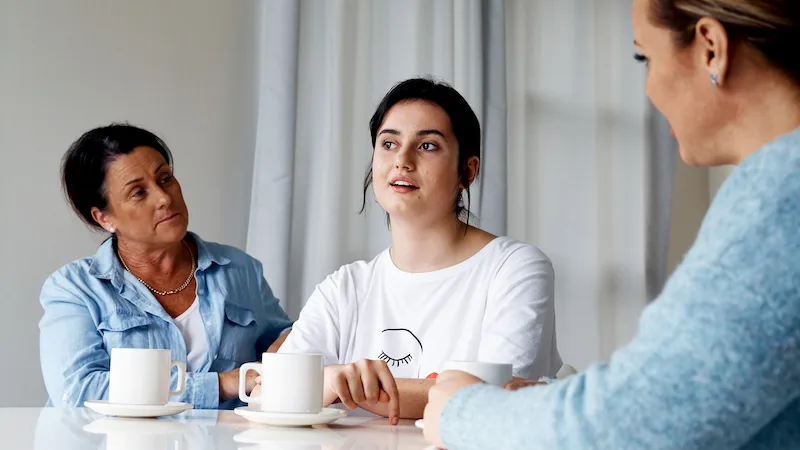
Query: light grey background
0,0,259,407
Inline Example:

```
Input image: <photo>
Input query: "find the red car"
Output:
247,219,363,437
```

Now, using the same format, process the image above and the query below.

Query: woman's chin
158,221,189,241
679,145,721,167
381,205,418,220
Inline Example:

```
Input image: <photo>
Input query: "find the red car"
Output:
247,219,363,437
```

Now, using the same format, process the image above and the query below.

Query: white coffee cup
239,353,324,414
440,360,513,385
109,348,186,405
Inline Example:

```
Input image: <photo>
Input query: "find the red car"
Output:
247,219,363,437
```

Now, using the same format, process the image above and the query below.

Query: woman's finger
373,361,400,424
361,367,381,404
332,371,357,410
348,369,367,404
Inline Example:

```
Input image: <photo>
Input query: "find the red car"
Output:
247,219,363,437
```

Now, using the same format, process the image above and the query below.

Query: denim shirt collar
87,231,231,289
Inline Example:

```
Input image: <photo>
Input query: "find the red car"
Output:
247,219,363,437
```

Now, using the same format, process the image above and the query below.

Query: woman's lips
158,213,180,224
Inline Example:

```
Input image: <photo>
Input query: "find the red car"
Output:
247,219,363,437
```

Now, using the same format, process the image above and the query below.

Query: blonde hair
650,0,800,83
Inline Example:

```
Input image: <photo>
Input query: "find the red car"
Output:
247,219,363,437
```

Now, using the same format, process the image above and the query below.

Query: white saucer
84,417,192,435
234,406,347,427
415,419,424,430
84,400,193,418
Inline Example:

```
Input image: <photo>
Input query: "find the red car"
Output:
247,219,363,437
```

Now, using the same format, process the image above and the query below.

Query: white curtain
247,0,668,369
709,165,735,199
247,0,490,320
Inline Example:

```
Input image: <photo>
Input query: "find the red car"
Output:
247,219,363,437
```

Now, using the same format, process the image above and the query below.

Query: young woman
275,78,562,423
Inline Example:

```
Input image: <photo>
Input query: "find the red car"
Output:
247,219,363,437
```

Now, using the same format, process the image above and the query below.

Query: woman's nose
394,146,415,171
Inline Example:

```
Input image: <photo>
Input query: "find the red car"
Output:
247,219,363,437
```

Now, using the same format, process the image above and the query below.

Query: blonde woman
424,0,800,448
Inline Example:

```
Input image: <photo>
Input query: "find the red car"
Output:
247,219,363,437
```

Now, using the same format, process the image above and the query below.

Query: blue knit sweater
441,128,800,449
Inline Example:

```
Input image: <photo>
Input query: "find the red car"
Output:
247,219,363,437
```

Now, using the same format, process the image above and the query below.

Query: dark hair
61,123,173,230
360,77,481,225
650,0,800,85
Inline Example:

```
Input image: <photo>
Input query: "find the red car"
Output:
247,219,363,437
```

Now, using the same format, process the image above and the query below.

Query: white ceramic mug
239,353,324,414
440,360,513,386
109,348,186,405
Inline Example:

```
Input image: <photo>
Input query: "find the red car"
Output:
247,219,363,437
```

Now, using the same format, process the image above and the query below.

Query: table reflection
29,408,433,450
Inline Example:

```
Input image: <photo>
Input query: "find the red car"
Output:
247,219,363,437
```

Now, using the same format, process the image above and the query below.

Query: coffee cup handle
170,360,186,396
238,362,262,403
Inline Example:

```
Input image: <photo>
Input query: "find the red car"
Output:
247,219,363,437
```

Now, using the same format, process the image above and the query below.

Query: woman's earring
711,73,719,87
457,191,465,208
109,227,115,233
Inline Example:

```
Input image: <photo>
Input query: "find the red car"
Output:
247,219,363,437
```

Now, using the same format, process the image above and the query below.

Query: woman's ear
465,156,481,186
695,17,730,86
91,207,114,233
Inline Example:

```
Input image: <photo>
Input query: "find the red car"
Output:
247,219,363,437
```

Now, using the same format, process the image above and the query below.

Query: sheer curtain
502,0,656,366
246,0,491,320
247,0,671,368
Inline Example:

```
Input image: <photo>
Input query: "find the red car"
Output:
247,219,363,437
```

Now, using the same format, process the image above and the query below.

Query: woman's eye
634,53,649,67
161,175,173,184
378,351,413,367
420,142,438,151
382,141,396,150
132,189,145,198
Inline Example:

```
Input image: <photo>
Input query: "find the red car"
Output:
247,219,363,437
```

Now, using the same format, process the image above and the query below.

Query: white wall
0,0,259,406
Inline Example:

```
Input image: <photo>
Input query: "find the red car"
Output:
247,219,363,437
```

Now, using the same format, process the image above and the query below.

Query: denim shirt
39,232,293,410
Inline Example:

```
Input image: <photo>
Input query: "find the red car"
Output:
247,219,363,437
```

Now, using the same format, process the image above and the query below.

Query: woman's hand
218,367,258,402
504,376,547,391
423,370,484,449
249,379,262,405
324,359,400,424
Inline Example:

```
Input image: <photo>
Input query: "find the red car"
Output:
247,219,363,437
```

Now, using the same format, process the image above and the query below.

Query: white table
0,407,434,449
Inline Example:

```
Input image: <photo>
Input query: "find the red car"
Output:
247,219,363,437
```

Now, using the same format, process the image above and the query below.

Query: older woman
423,0,800,448
39,124,292,409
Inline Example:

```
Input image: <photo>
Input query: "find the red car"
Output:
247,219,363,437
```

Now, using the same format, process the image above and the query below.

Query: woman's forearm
358,378,435,419
267,329,291,353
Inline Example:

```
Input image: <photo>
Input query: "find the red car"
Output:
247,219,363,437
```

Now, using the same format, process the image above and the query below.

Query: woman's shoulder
701,129,800,245
47,236,119,284
485,236,553,268
294,253,383,307
45,236,114,282
731,127,800,196
41,255,116,312
46,257,96,285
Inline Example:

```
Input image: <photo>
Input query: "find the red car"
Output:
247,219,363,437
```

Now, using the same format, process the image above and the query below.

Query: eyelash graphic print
378,351,412,367
378,328,424,378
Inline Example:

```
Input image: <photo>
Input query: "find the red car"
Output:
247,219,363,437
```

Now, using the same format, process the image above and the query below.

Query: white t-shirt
280,237,561,381
174,298,209,372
